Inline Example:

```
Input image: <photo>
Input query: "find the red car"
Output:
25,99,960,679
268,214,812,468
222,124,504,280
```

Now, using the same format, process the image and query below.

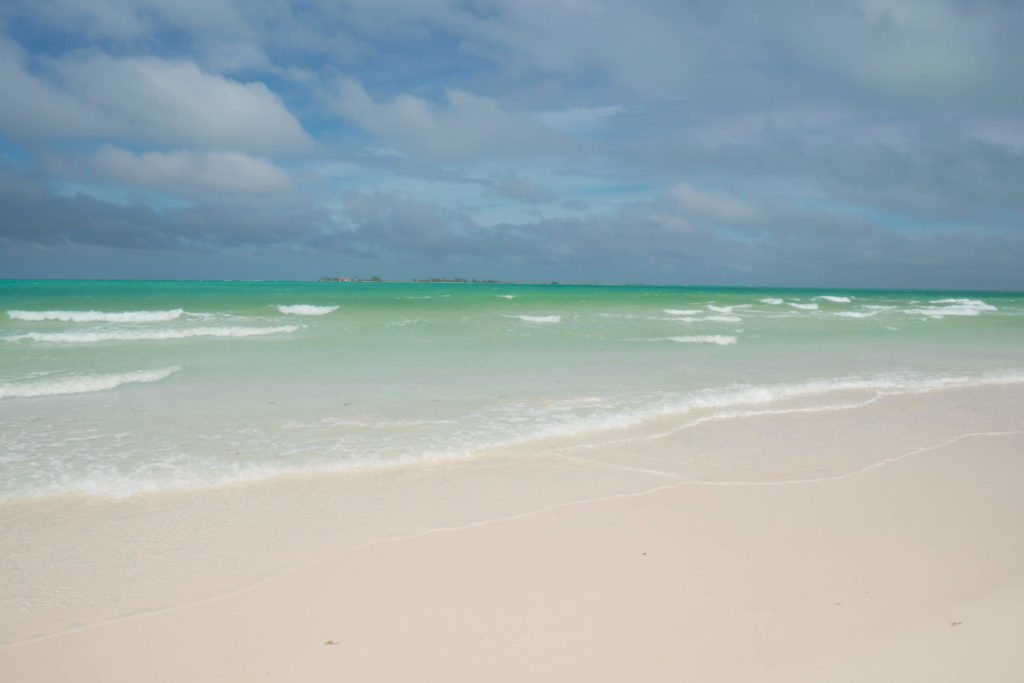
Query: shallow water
2,280,1023,500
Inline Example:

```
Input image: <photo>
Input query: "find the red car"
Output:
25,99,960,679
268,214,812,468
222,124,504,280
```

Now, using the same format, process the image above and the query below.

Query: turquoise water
2,280,1023,500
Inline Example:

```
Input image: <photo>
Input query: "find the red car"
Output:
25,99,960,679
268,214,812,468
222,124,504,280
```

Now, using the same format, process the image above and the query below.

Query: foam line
8,326,299,343
505,315,561,323
7,309,184,323
0,367,181,399
277,305,338,316
669,335,737,346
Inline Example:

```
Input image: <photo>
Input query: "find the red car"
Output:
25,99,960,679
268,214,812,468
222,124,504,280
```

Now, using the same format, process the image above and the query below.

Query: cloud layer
1,0,1022,288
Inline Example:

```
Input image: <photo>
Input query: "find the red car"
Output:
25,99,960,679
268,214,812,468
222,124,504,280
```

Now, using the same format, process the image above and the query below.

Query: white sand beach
2,384,1023,682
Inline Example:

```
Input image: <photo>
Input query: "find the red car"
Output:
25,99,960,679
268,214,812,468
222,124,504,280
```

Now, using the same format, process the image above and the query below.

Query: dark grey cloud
0,171,333,252
2,170,1020,289
629,122,1024,231
342,190,483,257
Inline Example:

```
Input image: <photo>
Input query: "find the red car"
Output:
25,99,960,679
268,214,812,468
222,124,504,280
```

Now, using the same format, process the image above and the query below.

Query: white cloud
783,0,991,96
0,39,310,153
93,146,293,194
0,38,109,137
670,183,760,223
57,55,311,152
334,77,569,162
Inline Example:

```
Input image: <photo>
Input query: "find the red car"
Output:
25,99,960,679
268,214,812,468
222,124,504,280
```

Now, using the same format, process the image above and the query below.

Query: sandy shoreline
2,384,1023,681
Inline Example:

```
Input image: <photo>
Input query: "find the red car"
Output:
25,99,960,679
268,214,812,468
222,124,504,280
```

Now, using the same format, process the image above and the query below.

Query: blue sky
1,0,1022,288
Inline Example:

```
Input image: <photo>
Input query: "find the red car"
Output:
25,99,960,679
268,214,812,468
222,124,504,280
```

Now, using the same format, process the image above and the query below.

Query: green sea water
2,280,1023,500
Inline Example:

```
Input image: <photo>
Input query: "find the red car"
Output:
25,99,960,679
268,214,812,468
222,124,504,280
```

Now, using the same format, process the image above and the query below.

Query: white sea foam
459,369,1024,455
760,298,784,305
0,367,180,399
906,299,997,318
834,311,877,318
664,309,701,315
932,298,991,305
669,335,738,346
657,314,742,323
707,305,733,313
7,309,184,323
8,367,1023,500
632,371,1024,433
8,326,299,343
788,303,819,310
499,295,516,299
277,304,338,316
815,296,852,303
506,314,561,323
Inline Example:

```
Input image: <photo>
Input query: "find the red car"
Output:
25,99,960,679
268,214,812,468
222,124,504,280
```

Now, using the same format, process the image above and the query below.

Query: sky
1,0,1022,288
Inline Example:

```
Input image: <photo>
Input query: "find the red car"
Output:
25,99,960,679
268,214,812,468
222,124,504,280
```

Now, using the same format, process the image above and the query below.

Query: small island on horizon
315,276,554,284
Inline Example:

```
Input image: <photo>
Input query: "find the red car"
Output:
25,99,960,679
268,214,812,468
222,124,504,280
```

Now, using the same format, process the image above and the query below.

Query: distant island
315,276,534,284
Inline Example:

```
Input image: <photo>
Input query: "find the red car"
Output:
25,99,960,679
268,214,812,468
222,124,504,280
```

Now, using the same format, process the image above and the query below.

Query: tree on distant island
315,275,520,284
315,275,381,282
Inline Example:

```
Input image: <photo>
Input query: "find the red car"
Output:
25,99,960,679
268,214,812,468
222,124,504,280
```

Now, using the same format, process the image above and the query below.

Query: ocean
2,280,1022,501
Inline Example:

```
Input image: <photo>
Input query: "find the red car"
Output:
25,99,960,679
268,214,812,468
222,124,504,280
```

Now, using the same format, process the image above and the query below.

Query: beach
2,382,1023,681
5,1,1023,677
2,282,1023,680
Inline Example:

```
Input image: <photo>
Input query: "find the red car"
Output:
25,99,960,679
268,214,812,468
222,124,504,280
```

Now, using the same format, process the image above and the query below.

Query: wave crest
277,304,338,316
907,299,998,318
7,309,184,323
505,314,561,323
0,367,180,399
669,335,738,346
8,326,299,343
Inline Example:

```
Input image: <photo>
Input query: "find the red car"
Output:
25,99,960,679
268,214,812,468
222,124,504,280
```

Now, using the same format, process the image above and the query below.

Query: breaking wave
8,326,299,343
277,304,338,316
505,315,561,323
7,309,184,323
669,335,738,346
1,367,181,399
906,299,997,318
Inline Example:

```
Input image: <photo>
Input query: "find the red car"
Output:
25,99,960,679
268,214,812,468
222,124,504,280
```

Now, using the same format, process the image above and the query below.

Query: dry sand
1,385,1023,681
